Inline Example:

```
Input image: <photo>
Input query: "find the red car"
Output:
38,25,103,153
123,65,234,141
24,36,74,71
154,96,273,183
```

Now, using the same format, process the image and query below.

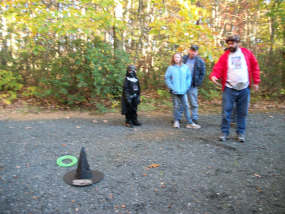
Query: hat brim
63,170,104,186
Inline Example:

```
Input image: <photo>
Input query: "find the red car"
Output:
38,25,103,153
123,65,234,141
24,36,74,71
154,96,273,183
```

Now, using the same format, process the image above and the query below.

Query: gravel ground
0,112,285,214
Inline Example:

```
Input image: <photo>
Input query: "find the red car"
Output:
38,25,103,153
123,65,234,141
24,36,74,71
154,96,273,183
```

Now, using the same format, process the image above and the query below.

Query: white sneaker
186,123,201,129
173,120,180,128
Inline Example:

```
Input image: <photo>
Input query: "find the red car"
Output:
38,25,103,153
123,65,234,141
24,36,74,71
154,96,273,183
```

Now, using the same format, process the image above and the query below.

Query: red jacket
209,47,261,90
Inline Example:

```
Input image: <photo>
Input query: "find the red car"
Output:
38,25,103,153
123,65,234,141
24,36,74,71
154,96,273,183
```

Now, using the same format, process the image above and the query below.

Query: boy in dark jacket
121,65,141,128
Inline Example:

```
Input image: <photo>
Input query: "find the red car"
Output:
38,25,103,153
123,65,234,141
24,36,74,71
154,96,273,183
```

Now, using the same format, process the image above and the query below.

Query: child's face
174,54,182,64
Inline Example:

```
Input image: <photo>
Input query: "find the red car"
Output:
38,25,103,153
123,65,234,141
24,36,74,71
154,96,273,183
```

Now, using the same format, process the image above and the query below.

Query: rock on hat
63,147,104,186
190,45,199,51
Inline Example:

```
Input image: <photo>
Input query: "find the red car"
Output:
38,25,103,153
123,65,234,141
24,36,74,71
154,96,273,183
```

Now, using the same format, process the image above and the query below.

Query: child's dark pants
125,100,138,123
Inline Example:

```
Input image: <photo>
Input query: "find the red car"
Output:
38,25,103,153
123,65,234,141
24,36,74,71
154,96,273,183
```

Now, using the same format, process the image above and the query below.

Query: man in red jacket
209,35,260,142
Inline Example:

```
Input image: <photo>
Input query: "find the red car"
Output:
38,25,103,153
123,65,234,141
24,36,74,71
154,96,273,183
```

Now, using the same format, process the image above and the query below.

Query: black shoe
192,119,198,124
237,134,245,143
125,121,134,128
132,120,142,126
219,134,229,142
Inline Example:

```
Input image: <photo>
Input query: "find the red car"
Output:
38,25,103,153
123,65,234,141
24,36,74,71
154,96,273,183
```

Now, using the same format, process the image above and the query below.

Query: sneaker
237,134,245,143
186,123,201,129
173,120,180,128
192,119,199,124
219,134,229,142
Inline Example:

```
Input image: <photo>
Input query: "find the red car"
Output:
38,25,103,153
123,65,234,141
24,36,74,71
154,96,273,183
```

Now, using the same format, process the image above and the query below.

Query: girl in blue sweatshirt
165,53,201,129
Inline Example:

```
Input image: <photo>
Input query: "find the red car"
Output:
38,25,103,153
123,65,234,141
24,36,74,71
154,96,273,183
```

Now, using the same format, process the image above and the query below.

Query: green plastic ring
57,155,78,167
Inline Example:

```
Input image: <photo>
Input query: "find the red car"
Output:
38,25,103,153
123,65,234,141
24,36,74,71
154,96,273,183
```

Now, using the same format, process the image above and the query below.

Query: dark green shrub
0,70,23,104
16,38,130,105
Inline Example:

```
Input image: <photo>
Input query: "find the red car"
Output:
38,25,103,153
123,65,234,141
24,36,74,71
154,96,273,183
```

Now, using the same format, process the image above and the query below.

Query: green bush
0,70,23,104
13,38,130,106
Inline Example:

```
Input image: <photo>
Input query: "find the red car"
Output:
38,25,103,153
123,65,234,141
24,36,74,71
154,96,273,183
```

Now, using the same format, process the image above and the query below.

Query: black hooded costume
121,65,141,127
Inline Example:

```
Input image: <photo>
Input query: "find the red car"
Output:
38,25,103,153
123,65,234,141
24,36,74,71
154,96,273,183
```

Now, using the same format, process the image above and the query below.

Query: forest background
0,0,284,112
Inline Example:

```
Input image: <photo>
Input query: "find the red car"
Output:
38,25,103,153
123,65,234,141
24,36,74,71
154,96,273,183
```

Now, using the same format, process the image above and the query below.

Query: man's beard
229,47,237,52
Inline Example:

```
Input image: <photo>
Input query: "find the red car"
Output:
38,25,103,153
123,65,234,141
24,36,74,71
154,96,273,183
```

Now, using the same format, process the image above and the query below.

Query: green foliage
22,87,38,97
0,70,22,91
157,89,170,99
139,95,157,111
30,38,130,105
0,70,23,104
95,103,108,113
257,48,284,97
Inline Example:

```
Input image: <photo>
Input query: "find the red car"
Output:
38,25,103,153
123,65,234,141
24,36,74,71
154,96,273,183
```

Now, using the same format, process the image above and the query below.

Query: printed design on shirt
133,85,139,91
127,77,138,82
231,56,242,69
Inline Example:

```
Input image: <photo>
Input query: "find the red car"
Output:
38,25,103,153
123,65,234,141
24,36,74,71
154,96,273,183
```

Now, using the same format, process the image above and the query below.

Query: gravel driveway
0,112,285,214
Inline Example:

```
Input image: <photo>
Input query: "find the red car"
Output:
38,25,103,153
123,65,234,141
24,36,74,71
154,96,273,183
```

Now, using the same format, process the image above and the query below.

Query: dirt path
0,111,285,214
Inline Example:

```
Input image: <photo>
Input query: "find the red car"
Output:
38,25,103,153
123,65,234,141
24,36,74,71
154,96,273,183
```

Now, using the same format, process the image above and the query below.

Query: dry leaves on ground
147,163,160,169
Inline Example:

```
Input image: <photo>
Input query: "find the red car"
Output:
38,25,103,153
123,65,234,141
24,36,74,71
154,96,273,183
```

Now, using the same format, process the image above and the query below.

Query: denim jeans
187,87,199,120
221,86,250,135
231,102,237,123
172,94,192,124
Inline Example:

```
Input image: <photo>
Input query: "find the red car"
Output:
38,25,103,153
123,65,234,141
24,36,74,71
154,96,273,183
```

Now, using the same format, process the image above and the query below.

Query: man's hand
211,76,222,87
252,84,259,92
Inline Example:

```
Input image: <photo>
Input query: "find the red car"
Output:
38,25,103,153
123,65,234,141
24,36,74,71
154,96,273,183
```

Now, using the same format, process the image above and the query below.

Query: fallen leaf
61,144,67,147
147,163,160,169
143,173,147,176
72,200,75,203
256,186,263,192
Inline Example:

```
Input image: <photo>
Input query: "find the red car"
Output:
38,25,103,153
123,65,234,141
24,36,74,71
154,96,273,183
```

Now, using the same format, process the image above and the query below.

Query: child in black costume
121,65,141,128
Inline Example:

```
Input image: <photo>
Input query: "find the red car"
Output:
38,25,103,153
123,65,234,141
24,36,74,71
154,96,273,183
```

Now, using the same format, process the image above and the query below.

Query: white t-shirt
226,48,249,90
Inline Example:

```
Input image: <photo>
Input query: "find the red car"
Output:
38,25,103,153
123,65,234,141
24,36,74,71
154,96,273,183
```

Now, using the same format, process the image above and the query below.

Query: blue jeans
172,94,192,124
187,87,199,120
231,103,237,123
221,87,250,135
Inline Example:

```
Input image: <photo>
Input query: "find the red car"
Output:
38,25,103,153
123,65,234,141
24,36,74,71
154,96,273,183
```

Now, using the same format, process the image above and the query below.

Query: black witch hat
63,147,104,186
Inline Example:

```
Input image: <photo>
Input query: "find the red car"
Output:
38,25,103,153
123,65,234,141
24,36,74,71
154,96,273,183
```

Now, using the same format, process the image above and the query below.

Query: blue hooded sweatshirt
165,64,192,95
